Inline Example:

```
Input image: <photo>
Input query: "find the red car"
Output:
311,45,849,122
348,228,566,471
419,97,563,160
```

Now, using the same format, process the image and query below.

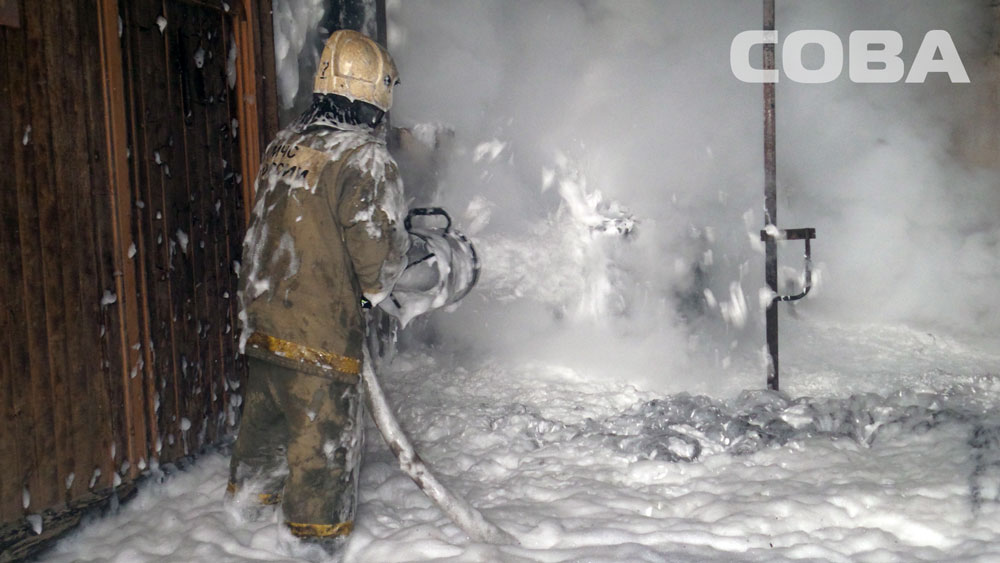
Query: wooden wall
0,0,278,558
118,0,251,469
0,0,123,540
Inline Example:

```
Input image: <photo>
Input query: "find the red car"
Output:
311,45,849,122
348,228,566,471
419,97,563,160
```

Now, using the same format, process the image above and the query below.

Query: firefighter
226,29,409,554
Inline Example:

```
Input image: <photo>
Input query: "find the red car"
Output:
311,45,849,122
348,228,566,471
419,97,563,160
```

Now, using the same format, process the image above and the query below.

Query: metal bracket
760,227,815,302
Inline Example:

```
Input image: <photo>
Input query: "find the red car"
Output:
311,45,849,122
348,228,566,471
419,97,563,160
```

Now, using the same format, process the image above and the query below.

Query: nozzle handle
405,207,452,233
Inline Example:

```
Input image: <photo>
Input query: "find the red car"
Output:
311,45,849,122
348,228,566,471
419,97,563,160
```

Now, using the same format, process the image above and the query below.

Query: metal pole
763,0,779,390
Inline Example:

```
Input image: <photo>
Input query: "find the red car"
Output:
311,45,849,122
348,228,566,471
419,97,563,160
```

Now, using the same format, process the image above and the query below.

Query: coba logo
731,30,970,84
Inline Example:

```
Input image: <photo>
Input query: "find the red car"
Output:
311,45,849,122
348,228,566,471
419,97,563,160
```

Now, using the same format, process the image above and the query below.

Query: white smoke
387,0,999,392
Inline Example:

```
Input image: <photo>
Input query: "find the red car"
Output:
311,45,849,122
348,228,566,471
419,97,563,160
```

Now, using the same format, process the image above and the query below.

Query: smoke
777,1,1000,331
272,0,328,117
386,0,999,393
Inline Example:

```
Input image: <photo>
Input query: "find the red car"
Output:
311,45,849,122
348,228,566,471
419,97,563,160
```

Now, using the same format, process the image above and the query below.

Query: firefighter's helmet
314,29,399,112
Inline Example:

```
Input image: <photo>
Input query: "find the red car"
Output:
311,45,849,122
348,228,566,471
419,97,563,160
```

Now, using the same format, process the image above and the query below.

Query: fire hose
361,208,515,545
361,345,515,544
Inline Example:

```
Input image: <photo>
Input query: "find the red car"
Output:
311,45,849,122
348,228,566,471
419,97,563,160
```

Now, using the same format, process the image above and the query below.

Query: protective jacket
238,119,409,382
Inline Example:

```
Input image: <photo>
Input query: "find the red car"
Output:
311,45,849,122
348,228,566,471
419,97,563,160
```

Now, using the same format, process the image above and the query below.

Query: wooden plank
171,0,249,452
109,0,159,475
212,14,233,442
255,0,279,145
149,0,193,463
97,0,151,482
0,0,18,28
227,0,275,429
18,0,63,512
205,4,239,445
166,1,208,453
212,5,234,444
216,7,247,438
158,0,203,457
126,0,186,462
94,0,128,491
66,3,119,500
0,24,27,524
217,6,246,441
239,0,278,222
188,4,226,446
39,0,94,506
74,0,122,496
120,0,166,463
30,0,77,510
195,1,219,449
201,2,226,448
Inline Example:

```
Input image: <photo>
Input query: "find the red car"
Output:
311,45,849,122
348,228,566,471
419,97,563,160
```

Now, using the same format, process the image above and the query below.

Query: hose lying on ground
361,344,517,545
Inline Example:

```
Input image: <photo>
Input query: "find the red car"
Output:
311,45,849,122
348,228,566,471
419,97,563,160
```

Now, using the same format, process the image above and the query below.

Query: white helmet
313,29,400,112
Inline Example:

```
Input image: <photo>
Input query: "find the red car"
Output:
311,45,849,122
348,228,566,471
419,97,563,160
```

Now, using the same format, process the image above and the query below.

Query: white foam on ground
40,321,1000,562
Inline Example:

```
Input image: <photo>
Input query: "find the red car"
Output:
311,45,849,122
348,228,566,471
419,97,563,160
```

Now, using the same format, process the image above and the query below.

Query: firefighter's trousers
228,356,364,540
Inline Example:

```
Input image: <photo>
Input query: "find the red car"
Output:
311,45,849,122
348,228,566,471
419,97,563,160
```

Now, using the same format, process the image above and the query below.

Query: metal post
763,0,779,390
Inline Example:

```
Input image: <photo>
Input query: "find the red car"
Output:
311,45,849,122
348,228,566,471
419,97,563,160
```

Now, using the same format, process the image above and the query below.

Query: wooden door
118,0,252,463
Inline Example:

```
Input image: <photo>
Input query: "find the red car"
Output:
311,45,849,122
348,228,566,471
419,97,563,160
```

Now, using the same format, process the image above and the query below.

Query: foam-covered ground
39,321,1000,562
